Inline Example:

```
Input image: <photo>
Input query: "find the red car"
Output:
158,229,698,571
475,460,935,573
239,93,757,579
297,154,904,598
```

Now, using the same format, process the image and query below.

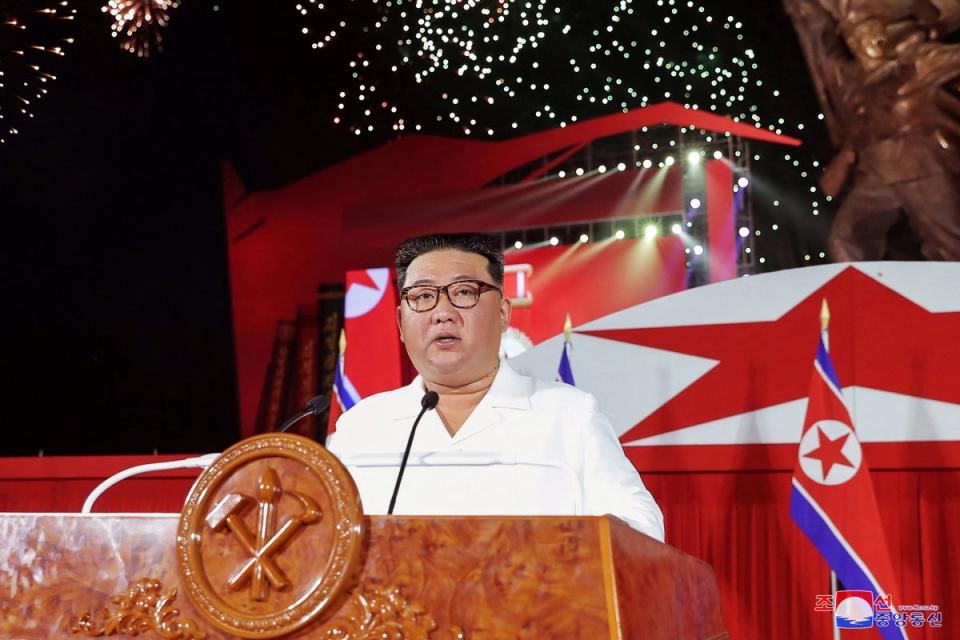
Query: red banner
503,236,688,348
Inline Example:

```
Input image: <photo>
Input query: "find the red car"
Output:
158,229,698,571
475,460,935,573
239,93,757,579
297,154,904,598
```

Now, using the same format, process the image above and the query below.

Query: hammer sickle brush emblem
205,467,322,601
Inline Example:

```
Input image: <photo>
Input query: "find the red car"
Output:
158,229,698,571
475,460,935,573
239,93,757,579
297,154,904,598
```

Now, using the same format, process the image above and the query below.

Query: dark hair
395,233,504,290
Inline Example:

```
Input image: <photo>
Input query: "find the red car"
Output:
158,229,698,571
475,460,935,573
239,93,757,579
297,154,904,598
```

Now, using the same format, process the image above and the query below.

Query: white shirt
327,361,664,541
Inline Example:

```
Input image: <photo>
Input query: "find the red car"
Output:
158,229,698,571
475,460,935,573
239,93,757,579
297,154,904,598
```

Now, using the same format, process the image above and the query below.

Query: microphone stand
387,390,439,514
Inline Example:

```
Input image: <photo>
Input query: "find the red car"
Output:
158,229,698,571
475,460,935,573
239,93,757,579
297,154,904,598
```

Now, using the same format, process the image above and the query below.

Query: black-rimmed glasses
400,279,503,312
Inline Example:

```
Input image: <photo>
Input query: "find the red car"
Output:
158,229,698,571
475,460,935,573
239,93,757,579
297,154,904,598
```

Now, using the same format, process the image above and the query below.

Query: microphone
387,390,440,515
278,395,331,433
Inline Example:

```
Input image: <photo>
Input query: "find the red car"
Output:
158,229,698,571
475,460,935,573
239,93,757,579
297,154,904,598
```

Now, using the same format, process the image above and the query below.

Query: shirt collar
391,360,533,420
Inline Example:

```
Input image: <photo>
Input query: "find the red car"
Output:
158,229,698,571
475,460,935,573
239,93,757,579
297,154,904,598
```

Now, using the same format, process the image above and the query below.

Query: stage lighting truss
498,213,684,251
489,124,755,279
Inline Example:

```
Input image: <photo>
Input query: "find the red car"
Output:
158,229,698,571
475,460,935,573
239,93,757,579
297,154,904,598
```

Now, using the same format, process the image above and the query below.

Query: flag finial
339,328,347,354
563,313,573,342
820,299,830,331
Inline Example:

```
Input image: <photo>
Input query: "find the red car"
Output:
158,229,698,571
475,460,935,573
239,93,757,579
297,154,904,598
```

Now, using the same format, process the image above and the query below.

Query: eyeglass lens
405,282,482,311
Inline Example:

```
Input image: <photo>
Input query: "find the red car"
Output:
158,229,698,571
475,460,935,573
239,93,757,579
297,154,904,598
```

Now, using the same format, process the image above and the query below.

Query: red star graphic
579,267,960,443
804,426,854,481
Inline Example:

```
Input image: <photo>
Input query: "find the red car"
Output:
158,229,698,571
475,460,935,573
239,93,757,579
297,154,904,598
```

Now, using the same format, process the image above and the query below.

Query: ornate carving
324,586,464,640
176,433,365,639
72,578,205,639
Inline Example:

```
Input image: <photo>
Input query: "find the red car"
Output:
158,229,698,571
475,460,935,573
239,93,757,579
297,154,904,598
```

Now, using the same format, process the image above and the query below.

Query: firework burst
102,0,179,58
0,1,75,144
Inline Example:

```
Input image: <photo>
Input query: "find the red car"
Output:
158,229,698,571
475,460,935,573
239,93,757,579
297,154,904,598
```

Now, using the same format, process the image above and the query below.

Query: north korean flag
326,268,403,436
789,302,905,639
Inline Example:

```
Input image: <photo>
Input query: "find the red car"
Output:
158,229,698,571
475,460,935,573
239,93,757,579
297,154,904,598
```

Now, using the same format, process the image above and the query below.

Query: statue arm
782,0,857,147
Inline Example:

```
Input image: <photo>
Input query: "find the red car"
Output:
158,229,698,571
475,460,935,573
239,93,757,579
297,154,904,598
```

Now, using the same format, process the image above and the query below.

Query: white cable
80,453,220,514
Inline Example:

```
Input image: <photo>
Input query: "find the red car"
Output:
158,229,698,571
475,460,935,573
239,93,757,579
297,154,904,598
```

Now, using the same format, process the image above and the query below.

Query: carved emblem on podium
177,433,365,639
205,467,322,601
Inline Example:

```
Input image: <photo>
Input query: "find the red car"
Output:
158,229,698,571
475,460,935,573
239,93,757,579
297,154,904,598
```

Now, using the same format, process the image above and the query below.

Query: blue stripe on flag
558,341,575,386
790,483,906,640
815,335,843,393
333,357,360,411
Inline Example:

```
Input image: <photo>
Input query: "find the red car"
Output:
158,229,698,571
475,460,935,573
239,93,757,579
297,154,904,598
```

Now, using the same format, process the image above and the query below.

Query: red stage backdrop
515,262,960,471
503,236,688,347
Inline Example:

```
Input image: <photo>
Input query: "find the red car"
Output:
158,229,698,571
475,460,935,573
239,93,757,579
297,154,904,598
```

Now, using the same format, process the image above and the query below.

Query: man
327,233,664,541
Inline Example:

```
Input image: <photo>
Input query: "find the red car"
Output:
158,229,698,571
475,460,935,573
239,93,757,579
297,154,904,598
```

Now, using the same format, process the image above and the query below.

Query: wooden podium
0,436,727,639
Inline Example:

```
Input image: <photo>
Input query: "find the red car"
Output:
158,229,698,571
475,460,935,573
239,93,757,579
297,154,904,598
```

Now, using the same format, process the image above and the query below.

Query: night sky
1,0,828,456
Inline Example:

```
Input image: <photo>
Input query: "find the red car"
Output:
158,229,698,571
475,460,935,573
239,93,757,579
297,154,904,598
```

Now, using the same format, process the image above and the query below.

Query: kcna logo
834,590,893,629
815,590,894,629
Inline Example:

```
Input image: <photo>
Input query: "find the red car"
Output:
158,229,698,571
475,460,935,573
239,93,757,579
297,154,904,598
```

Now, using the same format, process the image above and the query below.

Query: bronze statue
783,0,960,261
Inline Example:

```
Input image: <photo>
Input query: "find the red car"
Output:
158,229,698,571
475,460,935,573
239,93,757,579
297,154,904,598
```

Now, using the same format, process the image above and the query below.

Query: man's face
397,249,511,387
846,20,888,70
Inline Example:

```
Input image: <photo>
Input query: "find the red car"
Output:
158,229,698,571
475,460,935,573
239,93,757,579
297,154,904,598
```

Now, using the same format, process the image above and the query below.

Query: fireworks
299,1,776,137
102,0,179,58
299,0,831,263
0,1,75,144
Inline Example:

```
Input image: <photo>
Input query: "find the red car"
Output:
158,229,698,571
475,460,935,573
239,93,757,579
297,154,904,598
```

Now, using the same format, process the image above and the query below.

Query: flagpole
830,570,840,640
822,300,840,640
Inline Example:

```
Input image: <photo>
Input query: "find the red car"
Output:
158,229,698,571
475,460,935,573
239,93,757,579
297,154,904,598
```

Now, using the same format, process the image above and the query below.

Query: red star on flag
804,426,854,481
